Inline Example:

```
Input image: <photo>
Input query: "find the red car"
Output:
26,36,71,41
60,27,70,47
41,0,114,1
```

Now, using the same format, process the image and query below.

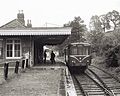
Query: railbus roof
70,42,91,46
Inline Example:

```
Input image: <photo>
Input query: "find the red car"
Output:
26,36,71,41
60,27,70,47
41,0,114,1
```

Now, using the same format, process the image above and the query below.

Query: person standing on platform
44,50,47,64
50,51,55,64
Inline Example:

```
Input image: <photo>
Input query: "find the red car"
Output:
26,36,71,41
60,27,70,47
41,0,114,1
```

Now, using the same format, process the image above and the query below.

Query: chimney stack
27,19,32,28
17,10,25,25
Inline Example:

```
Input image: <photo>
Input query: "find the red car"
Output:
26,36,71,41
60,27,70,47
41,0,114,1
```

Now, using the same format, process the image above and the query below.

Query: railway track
72,71,115,96
69,64,120,96
88,65,120,96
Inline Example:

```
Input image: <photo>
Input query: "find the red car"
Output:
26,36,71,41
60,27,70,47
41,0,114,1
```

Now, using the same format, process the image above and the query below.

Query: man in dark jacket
50,51,55,64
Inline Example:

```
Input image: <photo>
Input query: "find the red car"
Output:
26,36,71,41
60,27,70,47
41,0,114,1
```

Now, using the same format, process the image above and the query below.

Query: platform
0,59,77,96
0,67,65,96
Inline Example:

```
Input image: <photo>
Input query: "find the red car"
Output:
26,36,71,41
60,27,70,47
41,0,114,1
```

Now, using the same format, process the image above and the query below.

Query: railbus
64,42,92,73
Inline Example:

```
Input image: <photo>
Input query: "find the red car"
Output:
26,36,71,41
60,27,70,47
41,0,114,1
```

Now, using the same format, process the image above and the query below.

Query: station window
6,39,21,59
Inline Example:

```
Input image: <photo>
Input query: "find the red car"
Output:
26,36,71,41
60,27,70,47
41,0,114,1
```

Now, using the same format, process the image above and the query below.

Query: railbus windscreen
70,44,90,55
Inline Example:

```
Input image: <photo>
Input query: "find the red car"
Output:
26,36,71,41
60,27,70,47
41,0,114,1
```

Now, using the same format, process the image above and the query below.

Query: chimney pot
27,19,29,24
21,10,23,13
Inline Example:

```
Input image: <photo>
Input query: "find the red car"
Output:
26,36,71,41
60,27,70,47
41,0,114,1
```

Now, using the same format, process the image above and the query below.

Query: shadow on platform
34,60,66,67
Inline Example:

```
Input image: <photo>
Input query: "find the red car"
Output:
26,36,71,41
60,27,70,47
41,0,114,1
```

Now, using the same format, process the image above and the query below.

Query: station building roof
0,12,71,45
0,27,71,36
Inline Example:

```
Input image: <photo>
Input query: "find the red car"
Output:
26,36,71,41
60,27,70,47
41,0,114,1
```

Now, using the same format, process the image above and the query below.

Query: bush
105,45,120,67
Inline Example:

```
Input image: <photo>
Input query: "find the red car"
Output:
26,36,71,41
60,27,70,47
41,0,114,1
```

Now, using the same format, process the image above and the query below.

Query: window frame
6,39,21,59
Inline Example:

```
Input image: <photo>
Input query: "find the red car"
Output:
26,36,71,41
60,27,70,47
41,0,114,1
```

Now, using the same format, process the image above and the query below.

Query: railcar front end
65,42,91,73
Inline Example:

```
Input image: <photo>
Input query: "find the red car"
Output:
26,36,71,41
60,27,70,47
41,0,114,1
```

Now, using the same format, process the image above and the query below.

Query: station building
0,11,71,66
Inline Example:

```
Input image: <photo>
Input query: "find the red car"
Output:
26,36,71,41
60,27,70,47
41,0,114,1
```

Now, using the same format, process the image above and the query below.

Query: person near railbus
50,51,55,64
43,50,47,64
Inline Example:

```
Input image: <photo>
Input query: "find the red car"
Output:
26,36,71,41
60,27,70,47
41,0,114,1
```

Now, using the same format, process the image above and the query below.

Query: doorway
34,41,43,65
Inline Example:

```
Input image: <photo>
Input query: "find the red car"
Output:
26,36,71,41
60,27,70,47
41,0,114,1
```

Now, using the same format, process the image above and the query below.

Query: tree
112,28,120,45
58,16,87,56
88,15,105,55
106,10,120,30
101,35,114,53
89,15,103,32
89,10,120,32
99,14,111,32
87,30,104,55
87,10,120,59
64,16,87,43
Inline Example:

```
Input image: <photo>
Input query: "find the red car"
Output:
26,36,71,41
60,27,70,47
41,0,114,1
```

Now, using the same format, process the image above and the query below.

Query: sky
0,0,120,28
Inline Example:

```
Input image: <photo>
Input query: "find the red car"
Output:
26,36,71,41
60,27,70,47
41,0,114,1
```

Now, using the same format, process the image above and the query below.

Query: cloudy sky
0,0,119,28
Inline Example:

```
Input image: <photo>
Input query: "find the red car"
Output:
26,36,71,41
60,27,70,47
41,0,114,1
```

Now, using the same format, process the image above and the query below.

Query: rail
88,65,120,95
86,69,115,96
73,75,88,96
71,70,115,96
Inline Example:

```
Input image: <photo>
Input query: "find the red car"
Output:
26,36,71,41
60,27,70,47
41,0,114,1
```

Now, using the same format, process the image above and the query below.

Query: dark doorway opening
34,40,43,65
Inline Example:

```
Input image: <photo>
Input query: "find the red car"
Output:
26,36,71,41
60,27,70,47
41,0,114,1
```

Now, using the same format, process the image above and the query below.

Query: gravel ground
0,68,4,84
0,68,61,96
0,68,17,84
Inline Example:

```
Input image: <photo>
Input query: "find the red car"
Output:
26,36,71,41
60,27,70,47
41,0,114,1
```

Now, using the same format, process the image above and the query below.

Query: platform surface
0,66,62,96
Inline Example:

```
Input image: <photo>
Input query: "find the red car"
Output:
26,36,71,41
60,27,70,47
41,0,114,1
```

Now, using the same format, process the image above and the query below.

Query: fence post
22,60,25,69
22,59,26,72
15,61,19,74
26,59,29,68
4,62,9,80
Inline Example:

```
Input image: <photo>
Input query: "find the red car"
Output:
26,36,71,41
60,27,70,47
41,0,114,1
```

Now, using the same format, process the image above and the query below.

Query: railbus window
70,46,77,55
77,46,89,55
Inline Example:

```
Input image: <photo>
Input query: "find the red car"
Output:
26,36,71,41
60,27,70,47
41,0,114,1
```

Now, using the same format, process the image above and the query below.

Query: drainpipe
29,35,32,67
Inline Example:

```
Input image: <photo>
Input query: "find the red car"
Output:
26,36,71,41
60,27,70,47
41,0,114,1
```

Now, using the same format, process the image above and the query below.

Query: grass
91,56,120,79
